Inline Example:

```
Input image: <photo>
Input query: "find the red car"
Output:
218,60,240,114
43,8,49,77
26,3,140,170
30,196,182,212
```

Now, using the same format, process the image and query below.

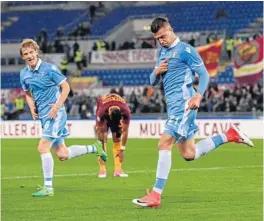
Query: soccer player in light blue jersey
132,17,253,208
19,39,107,197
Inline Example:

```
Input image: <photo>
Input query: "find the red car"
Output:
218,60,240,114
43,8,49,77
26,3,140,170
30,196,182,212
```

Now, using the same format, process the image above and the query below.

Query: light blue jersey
20,59,69,145
20,59,66,118
150,37,209,143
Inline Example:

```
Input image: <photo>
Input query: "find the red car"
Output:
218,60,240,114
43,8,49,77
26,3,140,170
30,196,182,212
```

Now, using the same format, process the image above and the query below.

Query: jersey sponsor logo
185,47,191,53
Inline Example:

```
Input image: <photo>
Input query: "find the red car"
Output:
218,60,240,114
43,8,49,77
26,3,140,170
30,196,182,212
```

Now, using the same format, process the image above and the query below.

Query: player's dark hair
151,17,169,33
110,108,122,123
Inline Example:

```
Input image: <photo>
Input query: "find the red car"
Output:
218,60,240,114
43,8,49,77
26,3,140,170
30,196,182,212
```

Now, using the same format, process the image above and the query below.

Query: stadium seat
1,9,88,41
91,1,263,36
1,2,262,41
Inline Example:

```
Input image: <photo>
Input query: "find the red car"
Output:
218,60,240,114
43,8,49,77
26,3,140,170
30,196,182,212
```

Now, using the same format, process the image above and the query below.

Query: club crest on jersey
172,52,177,57
40,72,45,76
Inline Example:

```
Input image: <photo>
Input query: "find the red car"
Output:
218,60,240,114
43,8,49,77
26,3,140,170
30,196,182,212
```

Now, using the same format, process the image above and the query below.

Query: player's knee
183,157,194,161
57,154,68,161
157,142,169,150
59,156,68,161
181,152,195,161
38,141,50,154
55,151,68,161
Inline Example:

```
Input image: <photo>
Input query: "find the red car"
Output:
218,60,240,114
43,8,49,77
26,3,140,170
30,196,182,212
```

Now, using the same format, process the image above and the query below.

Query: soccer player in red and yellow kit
95,93,131,178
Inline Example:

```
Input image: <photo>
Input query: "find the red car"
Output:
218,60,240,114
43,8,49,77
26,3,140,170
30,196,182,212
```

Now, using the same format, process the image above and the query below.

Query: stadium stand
1,66,238,89
7,1,67,6
1,9,88,41
1,2,263,120
1,1,262,41
91,2,263,36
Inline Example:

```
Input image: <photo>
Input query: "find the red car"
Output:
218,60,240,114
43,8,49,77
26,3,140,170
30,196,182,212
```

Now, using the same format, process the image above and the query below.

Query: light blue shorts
40,108,69,147
164,108,199,144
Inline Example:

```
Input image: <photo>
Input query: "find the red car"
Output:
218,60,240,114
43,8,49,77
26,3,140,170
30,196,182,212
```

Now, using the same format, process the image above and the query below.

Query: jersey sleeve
122,104,131,125
182,45,209,96
96,105,106,126
182,45,204,71
49,64,67,85
150,49,162,86
20,71,29,91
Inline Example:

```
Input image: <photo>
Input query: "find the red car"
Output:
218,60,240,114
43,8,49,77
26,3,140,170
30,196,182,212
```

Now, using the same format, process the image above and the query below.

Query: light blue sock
195,134,227,159
153,150,172,194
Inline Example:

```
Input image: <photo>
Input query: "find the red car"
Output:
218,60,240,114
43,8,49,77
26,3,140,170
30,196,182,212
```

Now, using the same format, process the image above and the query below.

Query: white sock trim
220,133,228,143
41,152,52,159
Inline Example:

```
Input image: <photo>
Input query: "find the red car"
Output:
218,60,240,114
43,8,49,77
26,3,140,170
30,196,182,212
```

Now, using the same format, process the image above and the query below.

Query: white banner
1,120,263,139
91,49,158,64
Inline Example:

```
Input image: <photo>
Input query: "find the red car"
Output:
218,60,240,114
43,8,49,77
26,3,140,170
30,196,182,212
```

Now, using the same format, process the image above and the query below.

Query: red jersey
96,94,131,126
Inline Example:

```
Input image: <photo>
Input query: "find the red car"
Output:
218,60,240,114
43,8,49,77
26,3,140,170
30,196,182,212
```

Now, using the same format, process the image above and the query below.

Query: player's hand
30,107,38,120
154,58,169,76
116,149,125,163
48,104,60,119
186,93,202,111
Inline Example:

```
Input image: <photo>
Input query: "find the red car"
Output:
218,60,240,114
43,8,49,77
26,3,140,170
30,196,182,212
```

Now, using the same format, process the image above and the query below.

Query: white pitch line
2,165,262,180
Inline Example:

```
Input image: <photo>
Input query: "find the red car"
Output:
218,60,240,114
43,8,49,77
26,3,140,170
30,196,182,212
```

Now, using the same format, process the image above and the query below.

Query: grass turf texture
2,139,263,221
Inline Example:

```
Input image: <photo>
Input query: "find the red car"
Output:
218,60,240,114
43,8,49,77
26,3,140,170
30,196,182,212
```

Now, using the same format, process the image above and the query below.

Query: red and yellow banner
196,39,223,77
69,77,98,89
233,36,263,84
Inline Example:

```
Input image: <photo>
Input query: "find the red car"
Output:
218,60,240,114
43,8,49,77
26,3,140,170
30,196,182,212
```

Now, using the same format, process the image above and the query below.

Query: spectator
141,40,153,49
226,36,234,60
60,57,68,76
188,35,196,47
89,4,96,23
215,8,228,19
74,47,83,71
73,40,80,55
56,27,64,38
111,41,116,51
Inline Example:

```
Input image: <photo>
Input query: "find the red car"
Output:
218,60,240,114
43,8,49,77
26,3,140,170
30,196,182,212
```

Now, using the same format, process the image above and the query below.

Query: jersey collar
28,58,42,72
169,36,180,49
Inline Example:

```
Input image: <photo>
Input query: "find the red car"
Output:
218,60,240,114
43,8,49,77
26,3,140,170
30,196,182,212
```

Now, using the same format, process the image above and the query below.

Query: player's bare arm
49,80,70,119
25,91,38,120
121,123,129,147
117,123,129,163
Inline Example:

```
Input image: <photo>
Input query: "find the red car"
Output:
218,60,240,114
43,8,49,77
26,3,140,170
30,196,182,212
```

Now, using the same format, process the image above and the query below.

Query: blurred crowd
198,82,263,113
2,82,262,120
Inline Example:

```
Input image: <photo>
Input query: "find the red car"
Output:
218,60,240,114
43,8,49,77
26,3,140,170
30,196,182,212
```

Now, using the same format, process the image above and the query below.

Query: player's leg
178,125,254,161
32,137,54,197
97,123,108,178
110,120,128,177
111,131,128,177
176,104,253,160
52,138,107,161
56,108,107,161
132,133,175,207
32,114,57,197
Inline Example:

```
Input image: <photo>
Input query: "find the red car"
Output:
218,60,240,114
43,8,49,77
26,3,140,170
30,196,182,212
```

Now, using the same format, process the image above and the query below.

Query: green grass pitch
2,139,263,221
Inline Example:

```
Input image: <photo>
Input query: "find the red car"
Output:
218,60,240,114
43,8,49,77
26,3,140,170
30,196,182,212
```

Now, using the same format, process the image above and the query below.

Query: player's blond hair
19,39,40,56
